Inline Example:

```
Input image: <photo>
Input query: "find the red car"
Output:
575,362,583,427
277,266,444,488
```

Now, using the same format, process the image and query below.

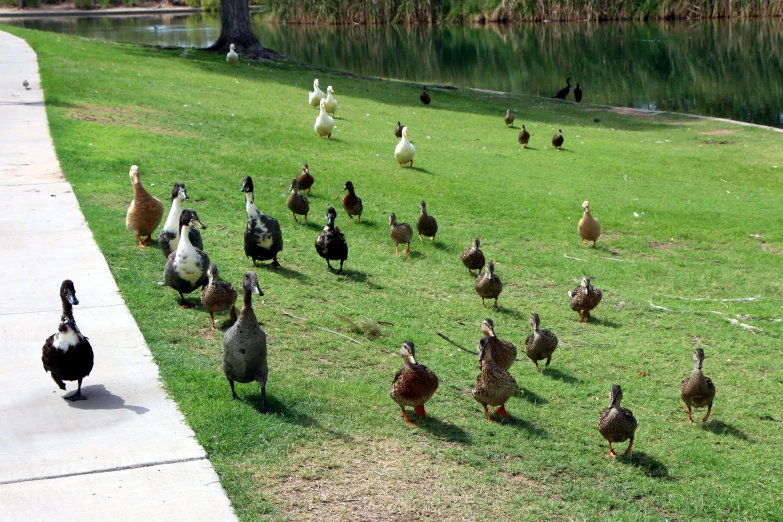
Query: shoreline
0,5,201,19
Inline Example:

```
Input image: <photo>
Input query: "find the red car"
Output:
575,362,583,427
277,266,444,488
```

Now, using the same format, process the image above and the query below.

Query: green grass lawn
5,25,783,521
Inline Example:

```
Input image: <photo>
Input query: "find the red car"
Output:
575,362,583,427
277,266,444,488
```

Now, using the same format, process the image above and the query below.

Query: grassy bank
266,0,783,23
4,25,783,521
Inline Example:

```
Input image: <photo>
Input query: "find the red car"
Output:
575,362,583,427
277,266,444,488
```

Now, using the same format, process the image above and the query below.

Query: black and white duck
241,176,284,269
42,280,94,401
222,271,268,412
164,209,209,307
315,207,348,274
158,182,203,259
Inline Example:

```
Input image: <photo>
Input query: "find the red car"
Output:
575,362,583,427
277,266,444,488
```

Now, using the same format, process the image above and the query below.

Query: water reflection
6,14,783,127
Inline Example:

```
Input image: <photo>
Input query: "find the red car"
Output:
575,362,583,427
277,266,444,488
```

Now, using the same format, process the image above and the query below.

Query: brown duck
125,165,164,248
525,313,558,372
389,213,413,255
42,280,94,401
420,86,431,106
201,263,238,330
597,385,638,457
395,121,403,139
342,181,363,223
480,318,517,371
518,125,531,149
286,178,309,224
578,200,601,248
680,348,716,423
416,200,438,243
475,261,503,308
569,277,602,322
473,337,516,422
552,129,564,150
295,162,314,195
389,340,439,426
461,237,485,274
504,109,515,127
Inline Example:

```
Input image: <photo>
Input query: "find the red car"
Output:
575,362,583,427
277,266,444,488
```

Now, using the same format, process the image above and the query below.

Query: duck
41,280,94,401
389,213,413,255
578,200,601,248
324,85,338,117
126,165,164,248
420,86,431,106
525,313,558,372
308,78,325,108
416,200,438,242
395,126,416,168
222,271,268,413
569,276,602,323
473,337,516,422
552,129,564,150
394,121,403,140
390,340,439,426
475,261,503,308
553,77,571,100
518,125,531,149
461,237,485,274
314,99,335,138
315,207,348,274
201,263,238,330
226,43,238,65
286,178,310,224
680,348,716,423
574,83,583,103
295,162,314,195
480,318,517,371
504,109,515,127
158,182,203,259
597,385,638,457
164,209,209,307
241,176,284,268
342,181,363,222
23,79,30,90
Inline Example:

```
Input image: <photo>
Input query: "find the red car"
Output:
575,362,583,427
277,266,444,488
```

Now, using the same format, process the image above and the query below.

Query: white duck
308,79,325,108
395,126,416,167
226,43,238,66
324,85,338,116
314,99,335,138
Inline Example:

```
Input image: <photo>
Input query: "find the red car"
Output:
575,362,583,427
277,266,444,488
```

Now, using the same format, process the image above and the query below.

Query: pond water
6,14,783,128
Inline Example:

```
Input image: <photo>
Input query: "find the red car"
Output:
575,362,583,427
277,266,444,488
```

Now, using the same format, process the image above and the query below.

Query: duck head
320,99,327,110
486,261,496,280
207,263,219,284
481,318,496,338
400,340,417,365
301,163,309,174
693,348,705,370
314,79,320,89
171,182,188,203
530,313,541,331
243,271,263,296
582,200,590,213
608,384,623,409
128,165,141,185
328,86,334,94
241,176,254,204
289,178,299,193
60,279,79,306
580,276,591,294
230,43,236,51
478,337,492,366
388,213,398,227
402,126,409,138
325,206,337,227
180,208,206,230
343,181,355,193
472,237,481,251
419,200,427,214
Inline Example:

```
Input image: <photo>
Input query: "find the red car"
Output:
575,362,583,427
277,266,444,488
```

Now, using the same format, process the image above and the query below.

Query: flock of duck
39,68,716,458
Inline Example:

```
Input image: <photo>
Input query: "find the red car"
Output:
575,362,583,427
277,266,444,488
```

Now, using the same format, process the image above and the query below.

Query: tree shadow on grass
515,386,549,405
701,420,748,440
618,451,671,479
67,385,149,415
542,367,581,384
416,415,473,445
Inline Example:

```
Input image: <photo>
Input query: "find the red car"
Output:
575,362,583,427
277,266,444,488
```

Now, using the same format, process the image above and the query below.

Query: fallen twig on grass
648,303,762,331
652,293,762,303
281,309,362,344
564,254,586,261
437,333,478,355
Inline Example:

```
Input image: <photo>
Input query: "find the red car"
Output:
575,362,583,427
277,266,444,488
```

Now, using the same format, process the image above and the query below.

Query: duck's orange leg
400,406,417,426
414,405,426,418
483,404,498,423
607,442,618,457
625,438,634,455
493,405,509,418
135,234,148,248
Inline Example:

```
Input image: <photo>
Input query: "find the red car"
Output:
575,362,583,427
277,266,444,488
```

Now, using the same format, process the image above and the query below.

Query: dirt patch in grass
648,240,675,250
260,436,539,521
65,104,186,137
700,130,736,136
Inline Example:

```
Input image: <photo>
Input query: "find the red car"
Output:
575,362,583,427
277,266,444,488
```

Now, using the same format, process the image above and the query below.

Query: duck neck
245,192,259,217
240,286,257,323
164,198,184,234
177,224,193,251
61,297,74,322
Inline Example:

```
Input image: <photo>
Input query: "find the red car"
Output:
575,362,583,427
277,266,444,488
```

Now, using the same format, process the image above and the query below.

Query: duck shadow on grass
431,241,457,254
259,264,310,283
586,317,622,328
701,420,748,440
617,451,671,479
541,367,581,384
515,387,549,406
416,415,473,445
501,415,547,438
67,385,149,415
493,306,527,321
244,394,354,441
521,146,539,151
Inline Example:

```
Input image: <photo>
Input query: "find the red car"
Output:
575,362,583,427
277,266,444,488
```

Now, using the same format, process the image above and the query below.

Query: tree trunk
206,0,285,60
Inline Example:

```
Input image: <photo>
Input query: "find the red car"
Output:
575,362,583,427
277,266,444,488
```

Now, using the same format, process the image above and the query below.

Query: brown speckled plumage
525,313,558,372
416,200,438,242
390,341,439,425
475,261,503,308
473,337,516,422
480,318,517,371
552,129,564,149
518,125,531,148
504,109,515,127
569,277,602,322
295,163,314,195
597,385,637,456
342,181,363,222
389,213,413,255
286,179,309,224
680,348,716,423
201,264,238,330
461,238,485,274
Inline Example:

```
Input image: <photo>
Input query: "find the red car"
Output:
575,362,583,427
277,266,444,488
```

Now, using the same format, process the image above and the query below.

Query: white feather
173,225,204,285
53,327,81,352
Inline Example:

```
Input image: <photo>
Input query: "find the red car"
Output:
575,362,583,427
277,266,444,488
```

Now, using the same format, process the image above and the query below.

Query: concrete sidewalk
0,31,236,521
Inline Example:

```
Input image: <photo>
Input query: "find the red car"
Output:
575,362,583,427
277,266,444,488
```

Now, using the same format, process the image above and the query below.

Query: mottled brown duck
569,277,602,322
597,385,638,457
680,348,716,423
416,200,438,243
296,163,314,195
286,178,310,224
201,263,238,330
518,125,531,149
342,181,363,223
389,213,413,255
473,337,516,422
552,129,564,150
480,318,517,371
461,237,485,274
504,109,515,127
389,340,439,426
475,261,503,308
524,313,558,372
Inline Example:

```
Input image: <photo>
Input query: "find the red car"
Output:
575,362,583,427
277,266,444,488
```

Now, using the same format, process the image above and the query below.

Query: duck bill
253,283,264,296
408,355,417,365
487,327,496,338
66,292,79,306
192,218,207,230
240,179,252,193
